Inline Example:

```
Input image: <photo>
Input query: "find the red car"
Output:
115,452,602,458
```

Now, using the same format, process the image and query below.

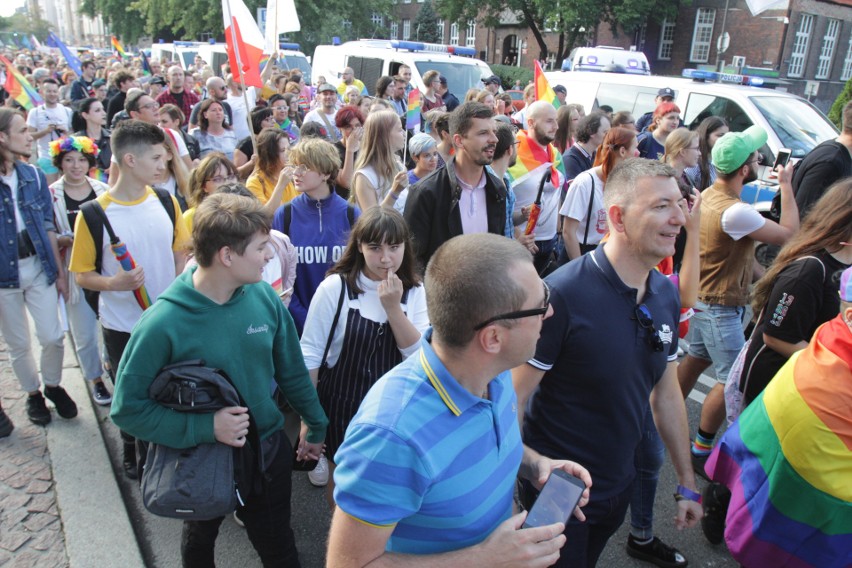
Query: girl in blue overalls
300,206,428,506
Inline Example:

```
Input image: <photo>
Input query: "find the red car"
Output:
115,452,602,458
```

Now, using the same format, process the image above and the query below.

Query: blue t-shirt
637,132,666,161
525,245,680,499
272,193,358,334
333,329,524,554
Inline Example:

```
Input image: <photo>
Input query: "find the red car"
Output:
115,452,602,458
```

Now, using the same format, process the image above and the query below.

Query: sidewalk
0,329,144,568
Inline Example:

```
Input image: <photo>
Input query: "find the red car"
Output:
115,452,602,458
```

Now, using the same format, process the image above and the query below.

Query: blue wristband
674,484,701,503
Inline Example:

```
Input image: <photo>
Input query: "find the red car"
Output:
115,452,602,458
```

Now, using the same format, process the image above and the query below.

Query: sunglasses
634,304,664,352
473,283,550,331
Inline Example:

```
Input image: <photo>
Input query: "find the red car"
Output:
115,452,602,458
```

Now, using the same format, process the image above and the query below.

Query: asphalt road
95,352,738,568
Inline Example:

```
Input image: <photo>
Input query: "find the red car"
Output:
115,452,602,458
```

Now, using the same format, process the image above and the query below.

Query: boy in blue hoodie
111,193,327,567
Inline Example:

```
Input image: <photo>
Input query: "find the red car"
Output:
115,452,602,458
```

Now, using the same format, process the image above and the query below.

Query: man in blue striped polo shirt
328,233,592,566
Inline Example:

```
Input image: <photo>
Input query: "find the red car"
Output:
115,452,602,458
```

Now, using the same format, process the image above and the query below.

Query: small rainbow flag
111,36,128,59
89,167,109,184
705,315,852,567
406,88,421,131
0,54,43,111
507,129,567,190
534,60,561,109
279,117,297,141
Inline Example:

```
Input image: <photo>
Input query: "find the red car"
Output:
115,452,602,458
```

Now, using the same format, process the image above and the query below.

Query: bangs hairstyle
111,119,165,164
288,137,341,180
649,101,681,132
191,193,270,268
593,126,637,181
250,107,273,134
159,103,185,126
256,128,290,178
329,206,419,295
187,152,237,207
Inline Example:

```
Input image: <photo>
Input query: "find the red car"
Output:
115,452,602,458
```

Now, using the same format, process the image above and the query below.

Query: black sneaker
92,381,112,406
123,441,138,480
44,386,78,419
0,405,14,438
701,482,730,545
691,451,710,481
626,535,688,568
26,392,52,425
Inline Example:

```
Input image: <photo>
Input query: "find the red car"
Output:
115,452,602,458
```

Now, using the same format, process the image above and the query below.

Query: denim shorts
686,301,746,384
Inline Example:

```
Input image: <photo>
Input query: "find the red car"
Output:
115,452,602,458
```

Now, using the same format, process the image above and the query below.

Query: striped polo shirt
333,328,523,554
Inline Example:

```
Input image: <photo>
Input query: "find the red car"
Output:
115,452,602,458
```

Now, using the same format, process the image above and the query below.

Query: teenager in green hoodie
111,192,327,567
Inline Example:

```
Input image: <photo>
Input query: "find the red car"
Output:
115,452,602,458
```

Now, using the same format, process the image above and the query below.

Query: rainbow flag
406,88,421,130
111,241,153,310
140,50,153,76
706,316,852,568
89,167,109,184
111,36,128,59
278,117,297,141
506,129,567,189
534,60,560,109
0,54,43,111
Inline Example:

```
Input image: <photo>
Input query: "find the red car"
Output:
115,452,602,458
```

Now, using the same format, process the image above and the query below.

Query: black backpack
276,200,356,235
79,188,176,315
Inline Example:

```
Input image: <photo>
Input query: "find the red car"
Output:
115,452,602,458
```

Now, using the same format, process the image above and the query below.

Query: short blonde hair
289,137,341,180
663,128,697,165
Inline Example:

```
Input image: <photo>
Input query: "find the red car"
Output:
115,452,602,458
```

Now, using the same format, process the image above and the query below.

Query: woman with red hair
559,126,638,261
637,101,681,160
333,105,365,197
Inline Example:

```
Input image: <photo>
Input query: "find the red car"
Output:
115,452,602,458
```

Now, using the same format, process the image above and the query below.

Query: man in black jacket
563,111,610,183
404,102,507,271
792,100,852,218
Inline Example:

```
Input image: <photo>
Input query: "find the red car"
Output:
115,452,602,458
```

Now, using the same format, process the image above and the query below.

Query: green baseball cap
711,125,768,174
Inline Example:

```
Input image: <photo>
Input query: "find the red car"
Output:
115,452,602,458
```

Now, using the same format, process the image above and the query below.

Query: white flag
264,0,301,55
222,0,266,87
745,0,787,17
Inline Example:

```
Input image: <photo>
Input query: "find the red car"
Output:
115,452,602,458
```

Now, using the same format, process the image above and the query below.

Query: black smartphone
522,469,586,529
773,148,792,169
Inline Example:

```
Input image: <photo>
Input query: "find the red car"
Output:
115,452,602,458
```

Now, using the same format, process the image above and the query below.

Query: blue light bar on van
279,42,301,51
682,68,765,87
174,41,199,47
389,40,477,57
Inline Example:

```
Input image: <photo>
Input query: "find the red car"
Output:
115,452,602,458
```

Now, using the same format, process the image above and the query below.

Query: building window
450,22,459,44
636,23,647,52
842,36,852,81
390,21,398,39
371,12,383,27
437,19,445,42
466,20,476,48
658,18,676,61
689,8,716,63
403,19,411,40
788,14,814,77
815,18,840,79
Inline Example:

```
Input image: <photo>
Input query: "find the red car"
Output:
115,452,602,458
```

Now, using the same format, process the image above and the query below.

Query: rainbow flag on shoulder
506,129,566,189
534,60,560,109
0,54,43,111
706,315,852,568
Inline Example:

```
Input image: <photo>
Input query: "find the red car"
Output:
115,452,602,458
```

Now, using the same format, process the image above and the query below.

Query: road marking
687,374,717,405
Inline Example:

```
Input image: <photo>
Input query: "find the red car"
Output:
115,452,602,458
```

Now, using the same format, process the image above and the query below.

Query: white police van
560,46,651,75
312,40,494,95
151,41,204,71
196,42,311,78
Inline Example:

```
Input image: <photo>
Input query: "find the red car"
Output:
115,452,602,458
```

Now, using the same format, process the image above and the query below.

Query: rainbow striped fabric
111,36,128,58
506,129,566,189
706,315,852,568
534,60,560,109
0,54,43,110
406,88,421,130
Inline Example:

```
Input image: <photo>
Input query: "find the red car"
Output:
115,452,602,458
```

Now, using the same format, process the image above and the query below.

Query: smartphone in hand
522,469,586,529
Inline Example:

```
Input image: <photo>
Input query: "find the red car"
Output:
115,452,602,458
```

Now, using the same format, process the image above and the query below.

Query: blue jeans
630,407,665,539
533,235,559,274
687,302,746,384
521,480,632,568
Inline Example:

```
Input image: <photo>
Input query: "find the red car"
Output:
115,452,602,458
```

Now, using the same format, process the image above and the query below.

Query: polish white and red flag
222,0,265,88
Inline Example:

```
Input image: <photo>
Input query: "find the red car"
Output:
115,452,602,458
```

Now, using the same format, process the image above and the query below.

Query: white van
560,46,651,75
196,42,311,78
150,42,203,71
312,40,494,95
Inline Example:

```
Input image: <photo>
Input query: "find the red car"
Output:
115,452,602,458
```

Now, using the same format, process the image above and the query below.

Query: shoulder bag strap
582,173,596,247
320,275,347,368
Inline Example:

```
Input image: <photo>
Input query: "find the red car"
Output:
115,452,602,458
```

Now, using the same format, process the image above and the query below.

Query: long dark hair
72,97,101,132
695,116,728,191
751,179,852,313
328,206,420,295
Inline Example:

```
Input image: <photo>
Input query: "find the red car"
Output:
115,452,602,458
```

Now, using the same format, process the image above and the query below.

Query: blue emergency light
682,68,765,87
389,40,477,57
279,42,301,51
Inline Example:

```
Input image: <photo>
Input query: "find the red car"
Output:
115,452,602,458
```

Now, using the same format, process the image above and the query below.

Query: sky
0,0,27,18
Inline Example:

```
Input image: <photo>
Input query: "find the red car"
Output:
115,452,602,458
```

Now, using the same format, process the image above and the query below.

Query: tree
828,76,851,128
413,2,441,43
435,0,680,63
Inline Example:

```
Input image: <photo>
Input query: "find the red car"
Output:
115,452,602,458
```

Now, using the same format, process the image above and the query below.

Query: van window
279,55,311,77
348,57,384,95
684,93,752,133
750,96,839,158
413,61,488,94
594,83,660,117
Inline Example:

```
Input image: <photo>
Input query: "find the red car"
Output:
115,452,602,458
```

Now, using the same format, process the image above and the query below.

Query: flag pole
223,0,258,156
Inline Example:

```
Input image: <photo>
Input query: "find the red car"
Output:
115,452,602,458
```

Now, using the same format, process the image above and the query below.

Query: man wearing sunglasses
513,158,704,567
328,233,592,567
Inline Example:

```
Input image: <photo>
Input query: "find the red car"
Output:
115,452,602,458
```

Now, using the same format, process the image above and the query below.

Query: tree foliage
413,2,441,43
828,76,851,128
0,13,53,40
435,0,681,63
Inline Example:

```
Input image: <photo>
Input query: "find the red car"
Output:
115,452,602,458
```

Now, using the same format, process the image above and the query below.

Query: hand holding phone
523,469,587,529
768,148,792,180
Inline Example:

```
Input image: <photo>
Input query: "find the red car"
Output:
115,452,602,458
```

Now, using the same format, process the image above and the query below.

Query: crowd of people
1,45,851,568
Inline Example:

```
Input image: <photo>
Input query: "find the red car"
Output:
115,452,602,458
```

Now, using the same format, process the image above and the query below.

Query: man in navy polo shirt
327,233,592,566
513,158,703,568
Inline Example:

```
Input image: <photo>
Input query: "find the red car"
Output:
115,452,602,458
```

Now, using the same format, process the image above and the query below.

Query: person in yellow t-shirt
336,67,366,98
246,129,296,206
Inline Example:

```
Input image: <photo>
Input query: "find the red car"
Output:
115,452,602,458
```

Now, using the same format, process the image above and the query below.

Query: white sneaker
308,455,329,487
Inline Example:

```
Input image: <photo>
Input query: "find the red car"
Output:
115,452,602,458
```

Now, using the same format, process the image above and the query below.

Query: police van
312,40,494,95
196,42,311,78
150,41,204,71
560,46,651,75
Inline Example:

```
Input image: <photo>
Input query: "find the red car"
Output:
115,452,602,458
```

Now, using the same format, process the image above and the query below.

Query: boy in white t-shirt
69,119,189,478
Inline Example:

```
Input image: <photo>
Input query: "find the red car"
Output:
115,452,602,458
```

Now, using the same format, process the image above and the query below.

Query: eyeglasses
208,174,237,184
634,304,664,352
285,165,309,176
473,283,550,331
140,102,160,110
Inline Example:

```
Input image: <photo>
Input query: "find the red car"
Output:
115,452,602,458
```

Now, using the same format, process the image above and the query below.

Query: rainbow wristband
674,484,701,504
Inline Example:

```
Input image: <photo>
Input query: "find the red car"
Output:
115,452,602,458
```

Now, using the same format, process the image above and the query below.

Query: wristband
390,191,401,200
674,484,701,504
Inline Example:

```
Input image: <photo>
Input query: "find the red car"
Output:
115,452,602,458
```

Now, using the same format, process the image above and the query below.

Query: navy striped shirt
333,328,523,554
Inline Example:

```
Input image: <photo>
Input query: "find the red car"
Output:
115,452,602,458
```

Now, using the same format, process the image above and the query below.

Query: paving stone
4,454,31,467
24,479,52,495
2,473,28,490
0,493,31,511
0,531,31,553
22,461,51,482
26,494,54,514
26,530,62,552
1,508,29,528
23,512,59,532
0,548,11,566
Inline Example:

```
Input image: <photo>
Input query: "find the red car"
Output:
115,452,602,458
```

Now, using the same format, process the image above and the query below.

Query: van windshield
280,55,311,77
414,61,490,93
750,96,838,158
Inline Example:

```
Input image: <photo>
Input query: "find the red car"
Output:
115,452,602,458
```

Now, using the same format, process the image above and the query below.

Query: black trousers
103,328,135,445
180,431,301,568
